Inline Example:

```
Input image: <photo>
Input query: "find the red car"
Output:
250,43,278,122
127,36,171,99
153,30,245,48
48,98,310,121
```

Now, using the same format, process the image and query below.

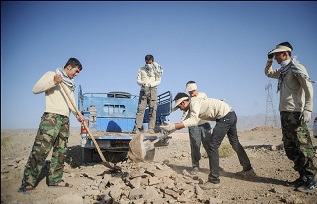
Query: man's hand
300,110,311,123
54,74,63,85
268,50,274,59
267,50,274,59
160,121,176,132
76,113,85,123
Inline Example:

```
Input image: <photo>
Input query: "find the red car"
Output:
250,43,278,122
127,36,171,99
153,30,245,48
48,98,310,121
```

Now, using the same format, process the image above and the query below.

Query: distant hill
237,112,316,131
237,113,279,130
2,113,315,133
175,112,316,133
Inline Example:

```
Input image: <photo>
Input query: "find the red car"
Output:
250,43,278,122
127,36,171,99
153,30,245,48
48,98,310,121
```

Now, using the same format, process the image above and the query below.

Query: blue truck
78,86,173,163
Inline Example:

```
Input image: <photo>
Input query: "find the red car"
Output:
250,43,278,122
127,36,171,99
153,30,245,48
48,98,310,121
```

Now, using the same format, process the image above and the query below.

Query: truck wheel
103,151,128,163
82,148,94,163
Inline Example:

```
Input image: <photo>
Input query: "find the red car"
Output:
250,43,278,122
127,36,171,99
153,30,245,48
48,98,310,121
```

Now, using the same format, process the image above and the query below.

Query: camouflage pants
21,113,70,187
280,111,317,179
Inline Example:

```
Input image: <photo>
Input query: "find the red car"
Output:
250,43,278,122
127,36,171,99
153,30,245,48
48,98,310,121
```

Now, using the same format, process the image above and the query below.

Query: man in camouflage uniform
265,42,316,192
18,58,85,193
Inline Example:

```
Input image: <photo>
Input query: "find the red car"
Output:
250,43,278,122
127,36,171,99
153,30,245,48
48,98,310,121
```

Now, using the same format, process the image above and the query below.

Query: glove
160,121,176,132
268,50,274,59
300,110,311,123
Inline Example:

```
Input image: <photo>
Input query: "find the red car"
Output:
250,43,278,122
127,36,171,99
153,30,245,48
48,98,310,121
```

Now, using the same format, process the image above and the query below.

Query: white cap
172,97,189,112
269,45,292,54
185,83,197,92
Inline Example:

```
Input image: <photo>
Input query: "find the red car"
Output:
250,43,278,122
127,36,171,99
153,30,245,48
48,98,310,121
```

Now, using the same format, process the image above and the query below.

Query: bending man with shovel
160,92,255,190
18,58,85,193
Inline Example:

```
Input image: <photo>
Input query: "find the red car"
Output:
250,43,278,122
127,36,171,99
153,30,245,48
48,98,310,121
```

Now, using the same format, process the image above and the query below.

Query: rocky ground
1,126,317,204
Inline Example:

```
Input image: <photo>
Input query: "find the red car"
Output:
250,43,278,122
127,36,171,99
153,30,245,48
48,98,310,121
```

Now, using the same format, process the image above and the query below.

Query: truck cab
78,86,173,163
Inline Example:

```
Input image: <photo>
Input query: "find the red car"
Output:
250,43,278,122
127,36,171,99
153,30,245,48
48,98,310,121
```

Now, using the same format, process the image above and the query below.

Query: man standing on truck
133,54,163,134
181,81,211,175
18,58,85,194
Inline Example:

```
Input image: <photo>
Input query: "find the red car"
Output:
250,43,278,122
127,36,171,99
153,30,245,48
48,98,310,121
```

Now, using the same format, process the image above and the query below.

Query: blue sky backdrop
1,1,317,129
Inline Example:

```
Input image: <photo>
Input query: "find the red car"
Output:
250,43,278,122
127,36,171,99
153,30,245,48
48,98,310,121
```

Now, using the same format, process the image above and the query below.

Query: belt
216,109,234,121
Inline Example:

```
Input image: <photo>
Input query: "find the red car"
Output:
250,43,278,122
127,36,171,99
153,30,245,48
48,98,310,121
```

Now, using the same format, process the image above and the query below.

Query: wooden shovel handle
60,83,108,164
151,129,176,145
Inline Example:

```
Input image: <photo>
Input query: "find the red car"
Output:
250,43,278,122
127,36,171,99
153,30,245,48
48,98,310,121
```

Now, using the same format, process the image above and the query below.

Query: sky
1,1,317,130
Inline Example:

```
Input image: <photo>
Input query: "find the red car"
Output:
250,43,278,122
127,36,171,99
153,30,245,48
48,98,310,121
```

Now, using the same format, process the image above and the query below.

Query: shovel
60,82,118,170
143,129,176,161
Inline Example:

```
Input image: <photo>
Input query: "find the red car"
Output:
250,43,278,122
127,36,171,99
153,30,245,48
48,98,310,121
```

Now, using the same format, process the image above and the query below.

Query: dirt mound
1,128,317,203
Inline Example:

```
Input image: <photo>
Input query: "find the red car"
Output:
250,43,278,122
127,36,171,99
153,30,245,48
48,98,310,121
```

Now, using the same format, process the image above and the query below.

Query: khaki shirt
264,59,314,112
32,71,77,117
136,65,161,88
182,98,232,127
180,92,208,121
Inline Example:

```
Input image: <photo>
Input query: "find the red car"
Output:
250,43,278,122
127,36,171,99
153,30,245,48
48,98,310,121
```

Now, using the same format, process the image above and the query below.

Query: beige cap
185,83,197,92
172,97,188,112
269,45,292,54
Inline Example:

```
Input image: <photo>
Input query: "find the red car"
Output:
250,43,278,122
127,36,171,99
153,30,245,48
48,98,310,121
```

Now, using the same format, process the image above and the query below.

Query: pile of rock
77,161,221,204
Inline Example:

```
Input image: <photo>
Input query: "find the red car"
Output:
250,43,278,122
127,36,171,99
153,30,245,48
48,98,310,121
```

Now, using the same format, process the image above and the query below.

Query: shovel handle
151,129,176,145
60,83,108,164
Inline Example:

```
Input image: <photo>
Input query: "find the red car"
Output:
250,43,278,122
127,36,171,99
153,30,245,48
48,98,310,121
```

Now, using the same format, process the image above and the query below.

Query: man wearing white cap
161,92,255,189
265,42,316,192
181,81,211,175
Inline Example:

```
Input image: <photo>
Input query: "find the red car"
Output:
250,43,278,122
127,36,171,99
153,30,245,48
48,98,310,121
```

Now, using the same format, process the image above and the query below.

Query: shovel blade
143,140,156,161
144,148,155,161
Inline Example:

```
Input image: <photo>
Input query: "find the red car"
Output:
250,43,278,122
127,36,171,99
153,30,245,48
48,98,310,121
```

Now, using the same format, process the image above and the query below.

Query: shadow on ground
166,163,287,186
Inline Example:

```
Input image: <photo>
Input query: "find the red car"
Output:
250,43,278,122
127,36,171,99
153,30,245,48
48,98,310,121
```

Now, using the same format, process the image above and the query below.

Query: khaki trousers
135,87,157,130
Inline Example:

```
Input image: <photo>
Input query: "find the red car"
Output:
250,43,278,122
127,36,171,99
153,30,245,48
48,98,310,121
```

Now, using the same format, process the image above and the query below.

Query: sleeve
180,110,188,122
295,72,314,112
136,68,143,86
182,102,201,127
264,59,280,79
32,72,56,94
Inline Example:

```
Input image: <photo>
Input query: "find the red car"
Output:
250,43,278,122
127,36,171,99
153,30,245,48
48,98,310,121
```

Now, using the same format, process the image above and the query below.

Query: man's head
269,42,292,64
63,58,82,79
172,92,190,112
145,54,154,64
185,81,198,97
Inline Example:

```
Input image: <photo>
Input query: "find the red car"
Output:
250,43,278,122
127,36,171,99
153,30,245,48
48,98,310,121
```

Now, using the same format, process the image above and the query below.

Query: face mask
280,59,291,68
146,64,153,69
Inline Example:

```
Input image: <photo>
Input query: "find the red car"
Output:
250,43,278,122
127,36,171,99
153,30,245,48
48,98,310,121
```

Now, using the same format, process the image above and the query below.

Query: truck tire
82,148,94,163
103,151,128,163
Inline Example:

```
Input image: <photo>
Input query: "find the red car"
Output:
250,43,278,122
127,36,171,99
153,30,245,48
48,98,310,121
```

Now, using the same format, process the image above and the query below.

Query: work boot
148,129,155,134
285,176,307,188
296,178,317,192
236,168,256,178
190,167,199,175
199,179,220,190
